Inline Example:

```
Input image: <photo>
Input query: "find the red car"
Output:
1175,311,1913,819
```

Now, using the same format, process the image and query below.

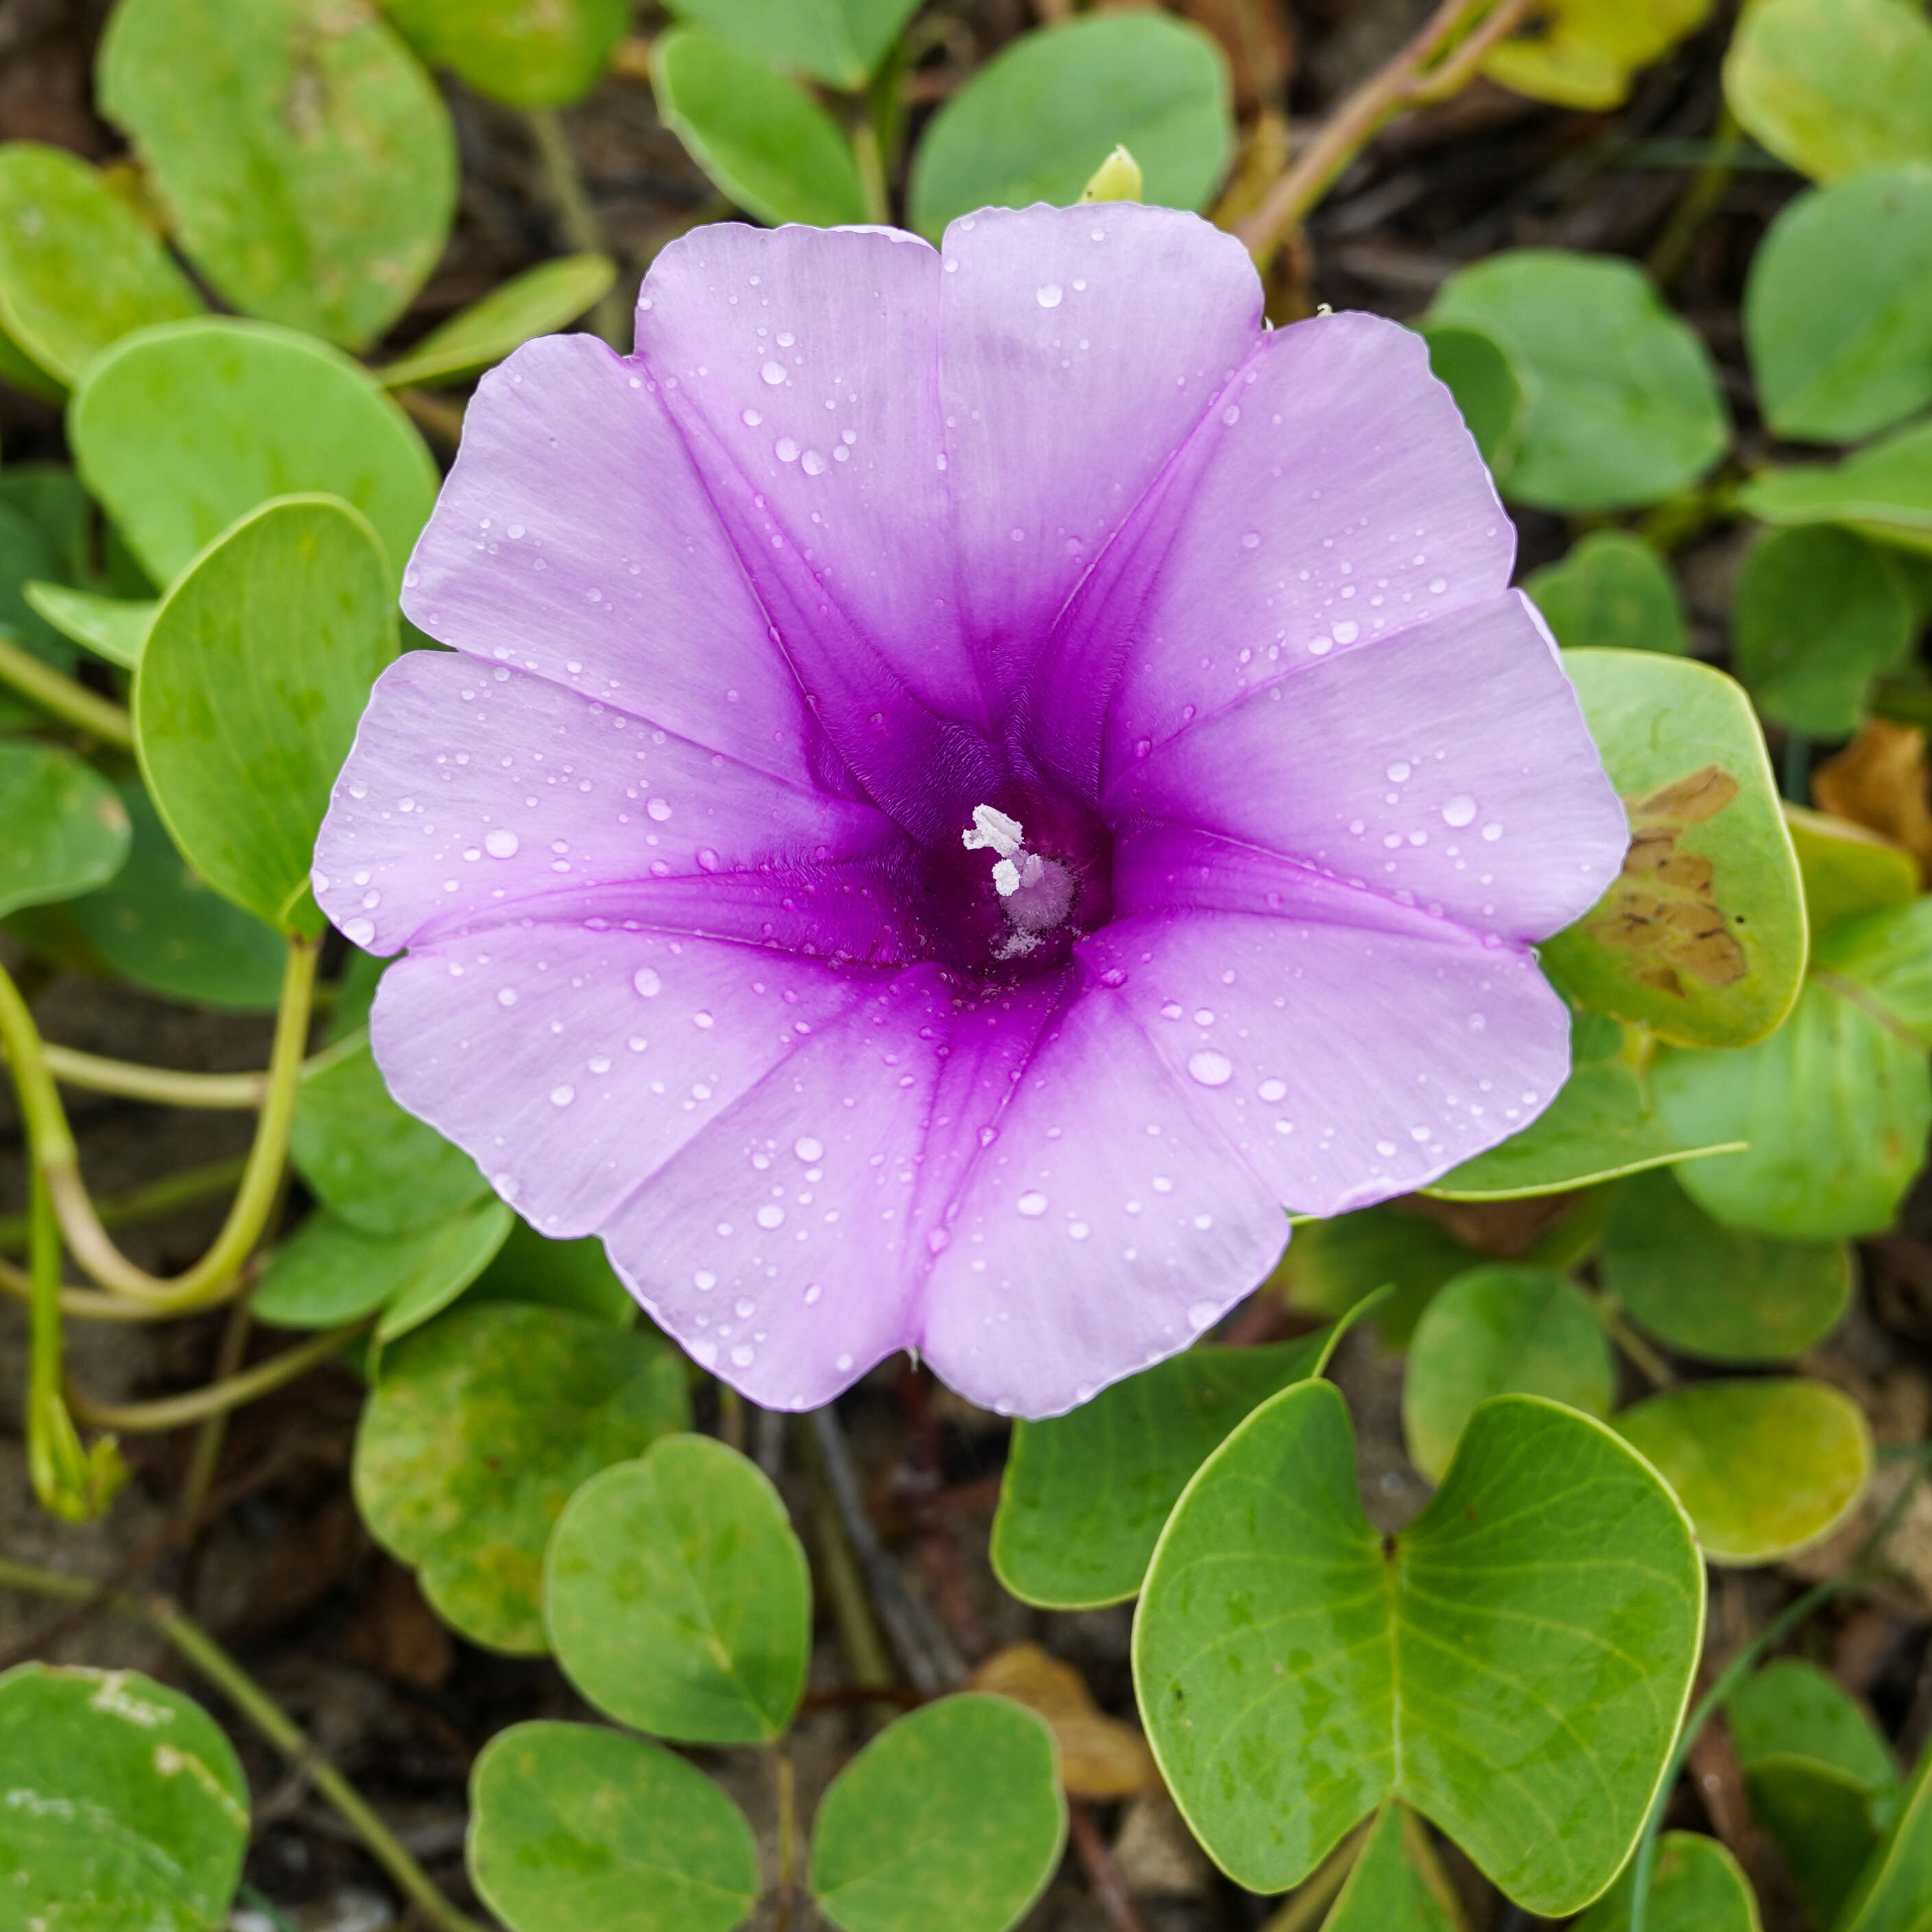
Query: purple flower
313,206,1625,1418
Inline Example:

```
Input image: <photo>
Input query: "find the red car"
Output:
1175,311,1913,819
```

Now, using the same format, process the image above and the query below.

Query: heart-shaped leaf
1724,0,1932,184
72,318,439,593
908,13,1234,240
1525,530,1687,655
1418,322,1525,473
381,0,629,108
1484,0,1713,112
1539,649,1806,1048
1134,1383,1703,1914
0,1662,248,1932
98,0,457,348
1322,1804,1462,1931
652,29,869,229
1601,1167,1851,1363
1572,1830,1758,1932
1785,804,1918,939
0,141,203,388
0,741,130,920
992,1333,1331,1610
378,254,618,390
291,1037,490,1237
664,0,922,88
1427,252,1728,512
809,1695,1067,1932
1400,1265,1613,1483
1276,1204,1477,1347
354,1302,689,1651
134,495,396,935
468,1720,759,1932
1737,418,1932,557
545,1435,811,1743
1614,1378,1872,1564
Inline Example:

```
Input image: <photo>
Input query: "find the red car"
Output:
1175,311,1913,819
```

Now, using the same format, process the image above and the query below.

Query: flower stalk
66,1320,368,1433
0,628,134,747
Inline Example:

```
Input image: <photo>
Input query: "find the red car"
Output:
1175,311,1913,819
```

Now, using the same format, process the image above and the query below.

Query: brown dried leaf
967,1642,1157,1799
1813,719,1932,883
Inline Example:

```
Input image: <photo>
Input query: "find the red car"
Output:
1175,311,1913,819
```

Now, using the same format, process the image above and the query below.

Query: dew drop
1387,761,1411,783
1035,283,1062,308
760,361,785,385
633,966,663,998
801,449,827,475
741,407,762,426
776,436,800,463
1481,822,1504,842
484,829,519,858
344,916,374,946
1442,794,1477,828
1188,1050,1234,1088
1017,1191,1048,1217
1333,619,1360,644
550,1085,575,1107
794,1136,824,1162
1186,1301,1219,1330
756,1204,785,1230
1259,1078,1287,1103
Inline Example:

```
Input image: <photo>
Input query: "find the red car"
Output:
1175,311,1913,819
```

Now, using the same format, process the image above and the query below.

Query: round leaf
1401,1265,1613,1483
1418,323,1525,473
463,1217,638,1325
0,1661,248,1932
98,0,457,348
379,254,618,390
1602,1167,1851,1363
1428,251,1728,512
1748,166,1932,444
652,29,869,230
1486,0,1713,112
1785,804,1919,940
1724,0,1932,184
134,495,397,935
1134,1383,1704,1915
353,1302,689,1651
1743,1756,1883,1927
382,0,628,108
1729,1658,1898,1791
1733,525,1914,738
1737,417,1932,556
1540,650,1806,1048
809,1695,1067,1932
0,141,203,388
468,1720,759,1932
1614,1378,1872,1565
71,317,439,592
1572,1830,1760,1932
908,14,1234,241
546,1435,810,1743
1525,531,1686,655
1276,1203,1477,1348
68,776,285,1011
0,741,130,920
992,1335,1331,1610
664,0,922,89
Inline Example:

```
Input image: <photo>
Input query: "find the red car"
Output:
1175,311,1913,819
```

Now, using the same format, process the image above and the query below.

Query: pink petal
1106,592,1627,943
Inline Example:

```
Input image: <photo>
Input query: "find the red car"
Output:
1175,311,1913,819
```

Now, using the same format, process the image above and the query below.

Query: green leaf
0,1661,248,1932
1786,804,1920,940
381,0,629,108
1540,649,1807,1047
1831,1734,1932,1932
1733,525,1914,738
1134,1384,1704,1915
254,1198,513,1333
133,495,396,935
97,0,458,348
1400,1265,1613,1483
379,254,617,389
1427,251,1728,512
1525,531,1687,655
463,1215,637,1326
1572,1830,1761,1932
291,1037,490,1236
468,1720,759,1932
992,1333,1332,1610
1748,166,1932,444
355,1302,689,1652
1418,323,1525,474
1601,1167,1851,1363
67,776,286,1011
809,1694,1067,1932
0,142,203,390
652,30,869,229
71,317,439,593
1275,1203,1476,1348
24,582,154,669
1737,418,1932,558
0,493,70,667
546,1435,811,1743
1730,1659,1898,1791
0,741,130,920
664,0,921,88
0,460,110,593
1724,0,1932,184
1322,1804,1462,1931
1614,1378,1872,1565
1485,0,1714,112
1746,1756,1885,1927
907,14,1234,241
1815,894,1932,1039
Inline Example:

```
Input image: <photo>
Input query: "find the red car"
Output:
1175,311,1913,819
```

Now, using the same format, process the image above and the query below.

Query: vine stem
0,630,134,746
65,1320,368,1433
0,1154,249,1254
1232,0,1537,267
525,110,630,350
0,1555,490,1932
0,934,320,1309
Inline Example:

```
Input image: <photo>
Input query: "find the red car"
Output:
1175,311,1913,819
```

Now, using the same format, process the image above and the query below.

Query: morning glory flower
313,205,1626,1418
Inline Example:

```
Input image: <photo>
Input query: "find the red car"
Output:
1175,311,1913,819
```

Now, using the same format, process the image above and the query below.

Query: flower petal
1079,895,1575,1218
400,332,815,784
315,652,903,957
1106,591,1627,942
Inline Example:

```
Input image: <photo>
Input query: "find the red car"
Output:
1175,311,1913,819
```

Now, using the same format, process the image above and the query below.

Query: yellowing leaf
968,1643,1156,1800
1487,0,1713,112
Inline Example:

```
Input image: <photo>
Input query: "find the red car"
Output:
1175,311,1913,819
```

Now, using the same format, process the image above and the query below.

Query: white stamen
962,803,1026,861
991,855,1022,896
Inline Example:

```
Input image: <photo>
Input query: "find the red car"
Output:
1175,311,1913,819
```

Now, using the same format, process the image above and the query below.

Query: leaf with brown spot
968,1643,1157,1800
1813,718,1932,882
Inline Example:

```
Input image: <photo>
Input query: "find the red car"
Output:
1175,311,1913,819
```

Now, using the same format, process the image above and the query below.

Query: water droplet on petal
1188,1050,1233,1087
633,967,663,998
551,1085,575,1107
344,916,374,946
1017,1191,1048,1217
484,830,518,858
1442,795,1477,828
1035,283,1062,308
761,361,786,385
794,1136,824,1162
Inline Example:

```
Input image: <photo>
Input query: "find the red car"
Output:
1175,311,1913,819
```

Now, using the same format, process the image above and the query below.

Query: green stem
67,1320,367,1433
0,1556,489,1932
526,110,628,350
39,1045,269,1109
0,1154,250,1254
0,1250,187,1321
769,1743,799,1929
180,1299,253,1522
0,630,134,747
1647,105,1743,289
850,115,890,226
